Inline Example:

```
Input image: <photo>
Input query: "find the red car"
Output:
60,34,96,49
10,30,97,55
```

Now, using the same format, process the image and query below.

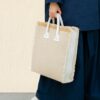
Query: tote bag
31,14,80,83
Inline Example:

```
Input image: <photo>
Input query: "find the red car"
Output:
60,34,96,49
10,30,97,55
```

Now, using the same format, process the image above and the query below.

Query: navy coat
45,0,100,31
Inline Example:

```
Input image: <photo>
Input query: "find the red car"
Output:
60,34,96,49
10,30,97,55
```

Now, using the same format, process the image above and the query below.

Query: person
33,0,100,100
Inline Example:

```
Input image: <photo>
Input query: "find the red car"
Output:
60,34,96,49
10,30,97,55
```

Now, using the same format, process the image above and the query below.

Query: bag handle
43,13,64,41
53,13,64,41
52,14,64,26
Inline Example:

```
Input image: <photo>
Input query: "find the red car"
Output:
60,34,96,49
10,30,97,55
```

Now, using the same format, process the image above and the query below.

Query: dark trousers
36,29,100,100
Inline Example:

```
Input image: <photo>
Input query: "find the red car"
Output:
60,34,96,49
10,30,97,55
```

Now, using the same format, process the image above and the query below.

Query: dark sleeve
45,0,63,5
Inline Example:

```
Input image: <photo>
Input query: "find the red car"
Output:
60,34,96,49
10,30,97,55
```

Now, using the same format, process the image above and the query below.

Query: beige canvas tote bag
31,14,80,83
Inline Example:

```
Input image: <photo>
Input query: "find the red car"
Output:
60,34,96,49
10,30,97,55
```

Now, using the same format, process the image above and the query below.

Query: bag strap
52,14,64,26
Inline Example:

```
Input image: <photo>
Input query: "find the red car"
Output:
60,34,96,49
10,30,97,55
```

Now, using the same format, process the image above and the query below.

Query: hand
49,2,62,18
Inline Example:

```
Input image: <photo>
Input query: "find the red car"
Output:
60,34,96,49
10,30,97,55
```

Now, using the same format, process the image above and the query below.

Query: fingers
49,9,57,18
57,9,62,15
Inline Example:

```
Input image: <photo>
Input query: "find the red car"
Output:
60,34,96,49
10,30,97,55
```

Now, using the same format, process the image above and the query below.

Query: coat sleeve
45,0,63,5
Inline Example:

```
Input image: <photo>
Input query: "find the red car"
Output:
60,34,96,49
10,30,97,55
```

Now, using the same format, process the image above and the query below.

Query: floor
0,93,35,100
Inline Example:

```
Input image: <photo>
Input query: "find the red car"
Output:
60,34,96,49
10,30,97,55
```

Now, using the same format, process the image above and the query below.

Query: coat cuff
45,0,63,5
